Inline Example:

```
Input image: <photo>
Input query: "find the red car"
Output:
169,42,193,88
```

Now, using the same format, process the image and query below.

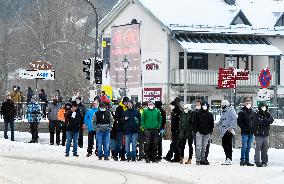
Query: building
98,0,284,110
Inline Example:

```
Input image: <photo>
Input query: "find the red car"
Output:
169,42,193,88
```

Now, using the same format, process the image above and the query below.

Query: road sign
235,69,249,80
257,88,271,106
19,69,55,80
259,67,271,88
29,61,53,70
218,68,236,89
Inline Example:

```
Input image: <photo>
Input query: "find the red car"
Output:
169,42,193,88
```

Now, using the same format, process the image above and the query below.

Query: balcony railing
172,69,275,86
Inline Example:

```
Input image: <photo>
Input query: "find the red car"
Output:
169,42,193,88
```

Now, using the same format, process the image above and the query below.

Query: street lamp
122,55,129,97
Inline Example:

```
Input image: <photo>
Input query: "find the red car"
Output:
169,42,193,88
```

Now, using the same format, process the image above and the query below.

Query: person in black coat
155,101,166,161
193,101,214,165
76,97,86,148
253,102,274,167
237,98,255,166
65,103,84,157
26,87,34,104
164,99,182,162
1,96,16,141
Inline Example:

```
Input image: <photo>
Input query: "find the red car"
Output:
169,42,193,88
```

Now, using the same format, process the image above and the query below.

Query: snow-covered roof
99,0,284,36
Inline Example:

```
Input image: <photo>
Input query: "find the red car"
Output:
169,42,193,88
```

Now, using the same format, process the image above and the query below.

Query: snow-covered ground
0,132,284,184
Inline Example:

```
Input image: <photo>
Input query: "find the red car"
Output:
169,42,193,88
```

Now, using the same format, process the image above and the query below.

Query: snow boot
185,159,192,164
180,157,184,164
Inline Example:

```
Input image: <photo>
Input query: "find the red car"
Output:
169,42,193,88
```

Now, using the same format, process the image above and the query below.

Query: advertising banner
110,24,141,88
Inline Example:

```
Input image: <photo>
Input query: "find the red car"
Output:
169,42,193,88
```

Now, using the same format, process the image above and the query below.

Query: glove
140,126,144,132
159,129,165,136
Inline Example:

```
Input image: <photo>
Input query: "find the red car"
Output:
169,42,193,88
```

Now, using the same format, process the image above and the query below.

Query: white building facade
98,0,284,109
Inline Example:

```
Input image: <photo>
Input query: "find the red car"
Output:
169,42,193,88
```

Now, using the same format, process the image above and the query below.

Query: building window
179,52,208,70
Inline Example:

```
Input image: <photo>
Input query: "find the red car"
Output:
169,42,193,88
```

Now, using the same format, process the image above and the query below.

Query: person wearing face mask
75,97,86,148
1,96,16,141
253,102,274,167
137,101,148,161
84,100,99,157
193,101,214,165
93,102,114,160
122,100,141,162
164,100,182,163
179,104,193,164
141,100,162,163
46,97,61,145
217,100,237,165
237,98,255,166
57,102,71,146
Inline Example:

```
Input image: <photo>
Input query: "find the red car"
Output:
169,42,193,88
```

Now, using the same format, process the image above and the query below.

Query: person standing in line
164,99,182,163
26,87,34,104
57,102,71,146
47,97,61,145
137,101,148,161
253,102,274,167
39,89,48,118
55,90,63,104
237,98,255,166
193,101,214,165
1,96,16,141
179,104,193,164
154,101,166,162
142,100,162,163
122,100,141,162
26,96,42,143
9,86,21,119
65,102,83,157
93,102,114,160
113,97,129,161
84,100,99,157
217,100,238,165
76,97,86,148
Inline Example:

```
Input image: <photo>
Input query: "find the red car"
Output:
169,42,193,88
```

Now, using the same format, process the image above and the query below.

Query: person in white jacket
217,100,238,165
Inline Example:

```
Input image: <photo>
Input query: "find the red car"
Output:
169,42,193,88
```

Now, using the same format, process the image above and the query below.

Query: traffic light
94,58,103,84
83,59,91,80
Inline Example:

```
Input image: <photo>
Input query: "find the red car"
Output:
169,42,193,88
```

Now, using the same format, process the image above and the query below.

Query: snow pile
0,132,284,184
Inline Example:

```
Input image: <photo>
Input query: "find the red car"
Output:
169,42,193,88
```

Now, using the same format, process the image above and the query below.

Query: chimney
224,0,236,5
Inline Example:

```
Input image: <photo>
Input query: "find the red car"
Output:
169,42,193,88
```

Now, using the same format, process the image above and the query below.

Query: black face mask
7,99,12,103
221,106,227,110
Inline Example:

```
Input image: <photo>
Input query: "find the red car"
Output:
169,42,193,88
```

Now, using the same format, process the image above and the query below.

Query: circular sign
259,67,271,88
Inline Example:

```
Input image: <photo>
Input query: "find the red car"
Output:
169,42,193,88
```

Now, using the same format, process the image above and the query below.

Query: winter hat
221,100,230,107
258,101,267,108
149,98,155,104
122,97,129,102
127,100,134,105
155,101,163,108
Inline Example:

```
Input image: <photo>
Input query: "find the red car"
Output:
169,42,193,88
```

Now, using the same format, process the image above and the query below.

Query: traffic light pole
83,0,99,90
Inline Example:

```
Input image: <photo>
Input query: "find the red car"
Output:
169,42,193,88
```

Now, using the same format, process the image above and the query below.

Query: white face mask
261,106,267,111
100,108,106,111
246,104,251,109
148,105,154,110
202,105,208,110
196,105,201,110
170,105,175,110
184,109,189,113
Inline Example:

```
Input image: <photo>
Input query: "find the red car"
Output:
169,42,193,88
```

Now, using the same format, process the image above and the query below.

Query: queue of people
0,90,275,167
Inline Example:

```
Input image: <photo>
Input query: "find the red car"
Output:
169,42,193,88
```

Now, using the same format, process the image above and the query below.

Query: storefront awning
175,34,283,56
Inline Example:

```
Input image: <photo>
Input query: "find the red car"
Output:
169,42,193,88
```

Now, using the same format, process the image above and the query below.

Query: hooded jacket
237,106,255,135
1,100,16,120
193,102,214,135
217,106,238,137
122,108,141,134
170,101,182,137
141,108,162,130
179,110,193,139
84,107,98,132
66,109,84,132
26,101,42,123
253,104,274,137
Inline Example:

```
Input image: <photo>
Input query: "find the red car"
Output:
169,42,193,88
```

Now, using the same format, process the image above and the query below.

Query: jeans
96,130,110,158
195,132,210,162
4,119,15,140
66,131,79,156
240,134,254,162
254,136,269,165
125,133,138,159
114,131,125,158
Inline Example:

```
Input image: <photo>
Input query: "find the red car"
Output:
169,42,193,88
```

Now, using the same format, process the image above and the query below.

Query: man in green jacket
141,100,162,163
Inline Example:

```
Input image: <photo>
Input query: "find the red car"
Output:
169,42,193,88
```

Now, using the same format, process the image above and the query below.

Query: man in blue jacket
84,100,99,157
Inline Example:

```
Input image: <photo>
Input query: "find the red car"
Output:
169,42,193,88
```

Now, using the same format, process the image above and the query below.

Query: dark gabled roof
275,12,284,27
230,10,252,26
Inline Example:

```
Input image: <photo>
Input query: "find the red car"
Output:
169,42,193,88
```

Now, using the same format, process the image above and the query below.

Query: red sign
143,88,162,102
30,61,53,70
259,67,271,88
218,68,236,89
235,69,249,80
